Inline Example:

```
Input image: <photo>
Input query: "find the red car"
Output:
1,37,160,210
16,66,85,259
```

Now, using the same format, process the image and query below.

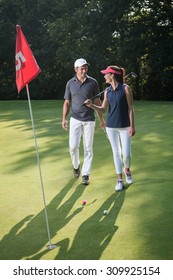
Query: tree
0,0,172,100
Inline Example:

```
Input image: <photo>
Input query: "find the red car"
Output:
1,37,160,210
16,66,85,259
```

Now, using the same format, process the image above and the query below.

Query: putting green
0,100,173,260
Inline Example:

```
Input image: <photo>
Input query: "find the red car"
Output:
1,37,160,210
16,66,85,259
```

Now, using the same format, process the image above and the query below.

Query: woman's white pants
69,117,95,176
106,127,131,174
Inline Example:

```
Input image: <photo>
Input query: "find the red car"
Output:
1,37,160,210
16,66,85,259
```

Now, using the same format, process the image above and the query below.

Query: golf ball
103,210,108,215
82,200,87,205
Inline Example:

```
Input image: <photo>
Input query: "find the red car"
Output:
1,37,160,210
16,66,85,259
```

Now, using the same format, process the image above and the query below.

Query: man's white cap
74,58,89,68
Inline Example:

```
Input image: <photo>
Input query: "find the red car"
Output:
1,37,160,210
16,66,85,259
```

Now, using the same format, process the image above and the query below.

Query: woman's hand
129,126,135,137
84,99,93,107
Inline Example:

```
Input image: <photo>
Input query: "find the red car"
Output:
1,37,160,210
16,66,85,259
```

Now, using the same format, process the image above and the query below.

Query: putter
89,87,109,101
82,88,108,105
124,72,137,79
84,72,137,103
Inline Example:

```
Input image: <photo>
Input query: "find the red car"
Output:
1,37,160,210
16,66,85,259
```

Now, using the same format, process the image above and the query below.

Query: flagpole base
47,244,57,250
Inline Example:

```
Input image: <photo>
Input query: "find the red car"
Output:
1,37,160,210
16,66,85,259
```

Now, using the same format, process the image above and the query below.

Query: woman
85,65,135,191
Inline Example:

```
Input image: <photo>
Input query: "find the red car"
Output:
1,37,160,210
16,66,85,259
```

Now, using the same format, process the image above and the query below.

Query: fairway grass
0,100,173,260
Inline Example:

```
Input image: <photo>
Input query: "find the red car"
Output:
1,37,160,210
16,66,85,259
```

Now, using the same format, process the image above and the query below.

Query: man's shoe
82,175,89,185
124,168,133,184
73,166,80,178
115,179,124,192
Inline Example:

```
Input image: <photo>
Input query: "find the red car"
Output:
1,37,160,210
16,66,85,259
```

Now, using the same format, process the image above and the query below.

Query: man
62,58,104,185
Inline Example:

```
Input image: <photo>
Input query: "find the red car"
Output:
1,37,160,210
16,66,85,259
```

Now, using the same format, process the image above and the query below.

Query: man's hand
62,119,68,131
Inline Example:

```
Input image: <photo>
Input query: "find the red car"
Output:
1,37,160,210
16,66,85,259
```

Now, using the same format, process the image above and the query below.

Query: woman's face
104,73,114,84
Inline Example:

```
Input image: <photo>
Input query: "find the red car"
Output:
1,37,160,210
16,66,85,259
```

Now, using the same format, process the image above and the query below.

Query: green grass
0,100,173,260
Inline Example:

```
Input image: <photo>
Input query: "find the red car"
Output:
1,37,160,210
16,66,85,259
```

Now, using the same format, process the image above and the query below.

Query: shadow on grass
30,189,126,260
56,191,125,260
0,100,69,173
0,180,126,260
0,178,86,260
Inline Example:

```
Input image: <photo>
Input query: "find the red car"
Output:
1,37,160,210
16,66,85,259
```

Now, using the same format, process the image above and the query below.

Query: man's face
75,65,88,79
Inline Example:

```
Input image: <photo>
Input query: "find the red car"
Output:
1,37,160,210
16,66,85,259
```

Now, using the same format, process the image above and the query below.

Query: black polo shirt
64,75,99,121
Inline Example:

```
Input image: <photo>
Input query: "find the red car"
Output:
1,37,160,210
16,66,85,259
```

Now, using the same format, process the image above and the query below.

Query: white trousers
69,117,95,176
106,127,131,174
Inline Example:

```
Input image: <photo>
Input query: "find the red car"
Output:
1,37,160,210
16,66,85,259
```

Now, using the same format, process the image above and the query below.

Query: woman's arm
125,85,135,136
85,90,109,113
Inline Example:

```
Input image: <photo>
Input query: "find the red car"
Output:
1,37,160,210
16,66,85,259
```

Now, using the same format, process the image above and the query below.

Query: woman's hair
109,65,125,83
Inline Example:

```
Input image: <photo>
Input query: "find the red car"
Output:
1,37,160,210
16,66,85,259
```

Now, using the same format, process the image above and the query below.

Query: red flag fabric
15,25,41,93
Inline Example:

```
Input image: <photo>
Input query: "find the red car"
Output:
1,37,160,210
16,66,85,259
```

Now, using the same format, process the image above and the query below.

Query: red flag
15,25,41,93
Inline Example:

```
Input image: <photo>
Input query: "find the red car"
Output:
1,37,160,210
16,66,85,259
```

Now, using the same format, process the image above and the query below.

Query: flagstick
26,84,57,250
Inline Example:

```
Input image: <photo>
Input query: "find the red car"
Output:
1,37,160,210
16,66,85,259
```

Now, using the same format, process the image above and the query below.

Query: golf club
85,71,137,103
90,87,109,101
124,72,137,79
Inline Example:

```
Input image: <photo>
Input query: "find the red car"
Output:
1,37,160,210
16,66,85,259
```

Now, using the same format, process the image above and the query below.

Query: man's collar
73,74,89,81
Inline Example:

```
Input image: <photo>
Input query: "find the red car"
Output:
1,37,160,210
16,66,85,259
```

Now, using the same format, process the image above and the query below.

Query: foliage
0,0,172,100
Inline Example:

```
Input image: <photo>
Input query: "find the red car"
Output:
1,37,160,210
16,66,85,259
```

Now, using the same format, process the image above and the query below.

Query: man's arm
62,99,71,131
